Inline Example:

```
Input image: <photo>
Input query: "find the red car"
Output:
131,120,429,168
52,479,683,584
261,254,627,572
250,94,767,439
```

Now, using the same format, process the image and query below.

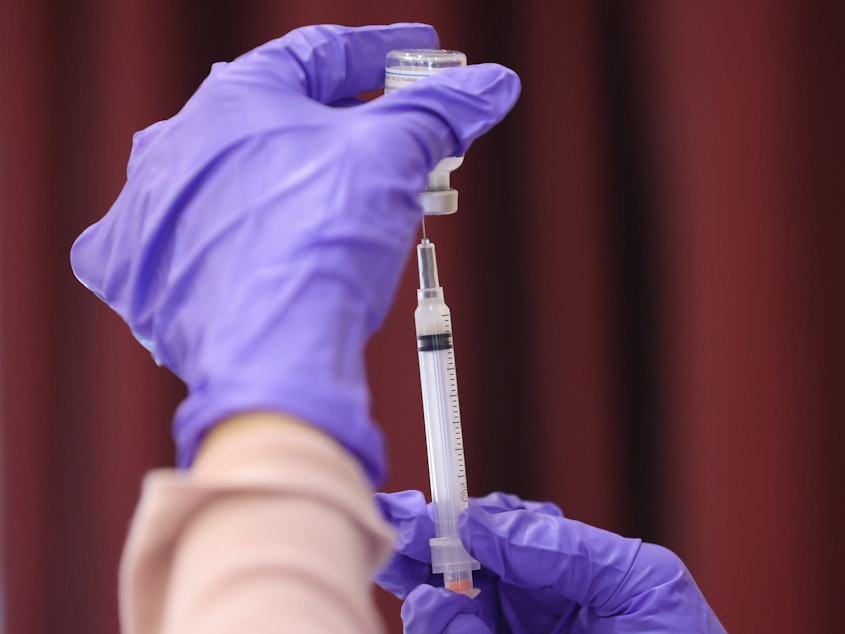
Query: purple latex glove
375,490,726,633
70,24,520,483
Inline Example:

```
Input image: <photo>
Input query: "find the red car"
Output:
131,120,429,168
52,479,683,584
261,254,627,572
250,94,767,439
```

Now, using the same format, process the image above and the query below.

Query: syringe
415,234,480,595
386,46,479,594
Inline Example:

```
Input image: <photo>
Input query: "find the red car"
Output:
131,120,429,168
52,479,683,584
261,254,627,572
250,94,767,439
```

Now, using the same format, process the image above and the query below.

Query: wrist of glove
375,490,726,633
70,24,520,483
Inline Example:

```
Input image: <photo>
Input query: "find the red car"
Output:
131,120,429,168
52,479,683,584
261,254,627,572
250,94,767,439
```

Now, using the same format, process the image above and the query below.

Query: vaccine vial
385,49,467,215
385,49,467,93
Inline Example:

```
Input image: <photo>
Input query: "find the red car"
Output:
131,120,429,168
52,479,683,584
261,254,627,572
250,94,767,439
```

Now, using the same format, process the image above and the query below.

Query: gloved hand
70,24,520,483
375,490,726,633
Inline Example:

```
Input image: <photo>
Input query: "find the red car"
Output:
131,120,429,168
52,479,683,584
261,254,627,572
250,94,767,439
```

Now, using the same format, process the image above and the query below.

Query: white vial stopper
385,49,467,215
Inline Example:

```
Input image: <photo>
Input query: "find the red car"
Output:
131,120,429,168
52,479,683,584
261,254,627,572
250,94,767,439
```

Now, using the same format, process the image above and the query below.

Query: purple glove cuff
173,376,386,482
166,252,395,483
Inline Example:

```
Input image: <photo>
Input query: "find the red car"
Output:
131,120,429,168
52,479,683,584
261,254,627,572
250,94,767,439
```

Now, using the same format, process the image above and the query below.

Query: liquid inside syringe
415,238,480,594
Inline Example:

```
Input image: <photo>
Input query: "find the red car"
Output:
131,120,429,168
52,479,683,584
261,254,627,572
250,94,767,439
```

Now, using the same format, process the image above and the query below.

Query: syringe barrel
416,293,466,510
415,287,479,581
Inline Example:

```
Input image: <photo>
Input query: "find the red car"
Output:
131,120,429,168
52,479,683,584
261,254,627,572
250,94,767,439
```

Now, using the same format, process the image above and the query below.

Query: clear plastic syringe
415,236,480,595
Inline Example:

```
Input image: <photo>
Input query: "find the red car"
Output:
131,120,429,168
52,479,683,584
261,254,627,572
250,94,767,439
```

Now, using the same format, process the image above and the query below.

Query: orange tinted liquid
447,579,472,592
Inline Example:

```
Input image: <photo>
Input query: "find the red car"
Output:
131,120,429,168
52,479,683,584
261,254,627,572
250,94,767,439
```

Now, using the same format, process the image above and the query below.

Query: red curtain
2,1,842,632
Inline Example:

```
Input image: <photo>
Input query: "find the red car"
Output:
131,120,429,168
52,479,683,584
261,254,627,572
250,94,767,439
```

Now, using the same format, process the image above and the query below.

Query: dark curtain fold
1,1,842,632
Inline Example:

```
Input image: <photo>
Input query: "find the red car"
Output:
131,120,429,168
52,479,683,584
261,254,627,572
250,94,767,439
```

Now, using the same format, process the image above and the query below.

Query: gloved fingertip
464,62,521,103
469,491,522,512
443,613,492,634
457,506,505,570
69,229,105,300
439,63,521,117
374,555,432,599
460,503,502,525
373,490,434,567
401,585,488,633
373,489,428,522
370,62,521,163
383,21,439,48
469,491,562,517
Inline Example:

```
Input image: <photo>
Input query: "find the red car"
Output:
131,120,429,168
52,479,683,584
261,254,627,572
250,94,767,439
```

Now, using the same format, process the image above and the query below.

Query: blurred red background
1,1,843,632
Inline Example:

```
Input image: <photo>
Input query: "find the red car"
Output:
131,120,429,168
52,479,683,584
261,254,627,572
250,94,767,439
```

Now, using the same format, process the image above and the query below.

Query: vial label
384,67,433,94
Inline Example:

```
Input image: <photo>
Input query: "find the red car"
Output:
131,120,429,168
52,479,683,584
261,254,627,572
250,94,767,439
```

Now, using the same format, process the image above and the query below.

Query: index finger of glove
231,23,439,103
459,506,648,612
366,63,520,170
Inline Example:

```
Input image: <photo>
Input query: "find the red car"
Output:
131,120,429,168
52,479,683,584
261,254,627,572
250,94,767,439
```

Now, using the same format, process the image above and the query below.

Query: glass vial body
385,49,467,93
385,49,468,215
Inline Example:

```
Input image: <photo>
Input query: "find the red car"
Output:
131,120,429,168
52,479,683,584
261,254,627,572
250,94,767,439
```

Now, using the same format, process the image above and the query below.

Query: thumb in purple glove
401,585,490,634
